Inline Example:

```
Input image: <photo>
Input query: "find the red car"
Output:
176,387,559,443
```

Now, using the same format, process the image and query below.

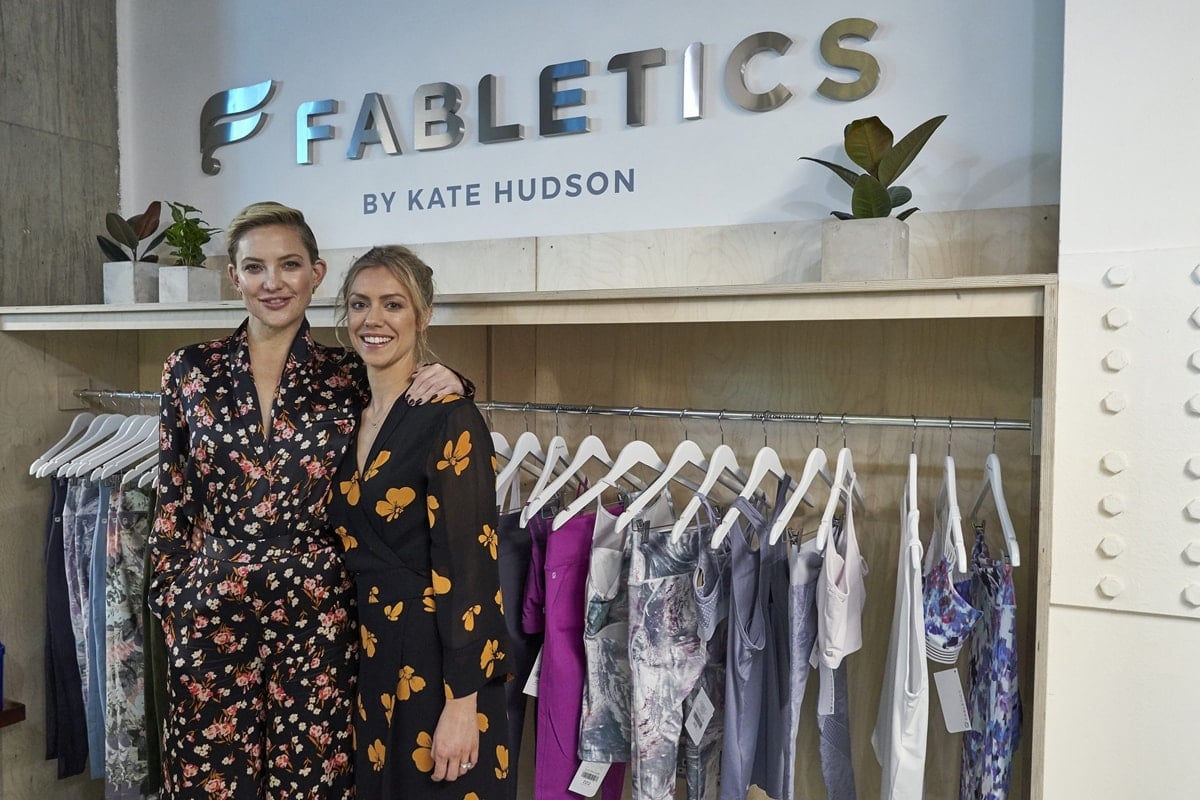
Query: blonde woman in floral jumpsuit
147,202,467,799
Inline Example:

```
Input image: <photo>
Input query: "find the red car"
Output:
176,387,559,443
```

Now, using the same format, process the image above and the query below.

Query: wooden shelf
0,275,1053,332
0,699,26,728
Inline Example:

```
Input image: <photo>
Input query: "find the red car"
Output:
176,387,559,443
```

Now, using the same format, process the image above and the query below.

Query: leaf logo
200,79,278,175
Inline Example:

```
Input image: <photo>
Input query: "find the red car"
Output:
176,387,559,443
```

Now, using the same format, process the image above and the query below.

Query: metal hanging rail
476,401,1031,432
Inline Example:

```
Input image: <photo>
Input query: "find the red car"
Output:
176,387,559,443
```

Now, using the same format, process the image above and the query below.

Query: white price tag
568,761,611,797
817,663,836,716
933,668,972,733
685,687,715,744
523,646,543,697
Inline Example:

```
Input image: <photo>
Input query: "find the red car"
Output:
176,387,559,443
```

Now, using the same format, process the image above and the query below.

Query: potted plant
801,114,946,281
157,202,224,302
97,200,167,303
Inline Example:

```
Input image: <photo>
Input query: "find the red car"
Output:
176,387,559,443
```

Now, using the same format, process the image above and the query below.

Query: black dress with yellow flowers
326,394,513,799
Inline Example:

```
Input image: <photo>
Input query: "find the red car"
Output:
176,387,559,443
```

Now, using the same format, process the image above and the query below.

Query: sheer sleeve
426,399,508,698
146,351,199,614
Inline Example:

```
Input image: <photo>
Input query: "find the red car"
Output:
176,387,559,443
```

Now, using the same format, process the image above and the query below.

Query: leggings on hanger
45,477,88,778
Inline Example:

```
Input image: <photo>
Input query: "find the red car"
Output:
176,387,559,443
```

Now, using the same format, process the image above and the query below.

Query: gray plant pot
102,261,159,304
820,217,910,282
158,265,224,302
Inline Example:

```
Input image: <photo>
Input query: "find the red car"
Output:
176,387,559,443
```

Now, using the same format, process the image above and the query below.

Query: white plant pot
102,261,159,304
820,217,911,282
158,265,224,302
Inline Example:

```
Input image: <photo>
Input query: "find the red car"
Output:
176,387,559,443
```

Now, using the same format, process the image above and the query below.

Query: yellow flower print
437,430,472,475
334,526,357,551
434,393,462,404
480,639,505,678
465,794,480,800
360,625,378,658
365,450,391,480
495,744,510,780
381,693,395,726
339,472,361,506
396,665,427,701
431,570,452,595
384,602,404,622
357,694,366,721
444,682,454,699
427,495,440,528
422,586,437,613
491,454,498,473
376,486,417,522
368,586,380,604
478,524,498,560
412,731,434,773
368,739,386,772
476,712,489,732
462,604,482,632
494,588,504,611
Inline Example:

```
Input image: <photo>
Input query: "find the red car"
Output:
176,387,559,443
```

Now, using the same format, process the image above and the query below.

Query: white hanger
710,444,788,548
495,430,545,508
94,418,160,480
122,453,159,486
937,453,970,569
490,431,511,460
552,439,665,530
671,443,748,538
30,412,96,474
67,415,156,478
904,452,922,569
814,446,865,551
523,433,614,523
36,414,127,478
767,445,828,545
137,464,159,489
969,451,1021,567
519,434,571,527
616,438,708,531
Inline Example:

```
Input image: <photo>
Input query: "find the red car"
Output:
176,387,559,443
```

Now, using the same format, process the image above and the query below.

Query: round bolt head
1104,307,1131,329
1184,542,1200,565
1097,576,1125,598
1184,584,1200,608
1186,457,1200,478
1193,263,1200,285
1101,451,1129,474
1104,266,1130,287
1100,494,1125,516
1188,395,1200,416
1190,352,1200,372
1102,392,1127,413
1098,535,1126,558
1192,308,1200,328
1103,349,1130,371
1187,499,1200,521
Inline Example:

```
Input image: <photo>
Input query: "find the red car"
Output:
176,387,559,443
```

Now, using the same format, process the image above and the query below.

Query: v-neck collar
228,317,315,448
355,390,413,477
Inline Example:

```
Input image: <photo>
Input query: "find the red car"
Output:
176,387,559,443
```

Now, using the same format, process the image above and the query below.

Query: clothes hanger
523,429,614,523
711,415,791,548
670,412,749,537
904,438,922,569
616,412,715,531
969,421,1020,567
519,433,571,526
95,418,160,480
67,415,156,478
814,417,867,550
37,413,127,478
767,416,831,544
490,431,512,460
494,412,546,506
552,414,665,530
122,453,159,487
936,417,970,569
30,411,96,474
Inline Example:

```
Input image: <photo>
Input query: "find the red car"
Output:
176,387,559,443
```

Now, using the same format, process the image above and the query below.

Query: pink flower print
182,763,199,778
181,373,205,397
211,625,239,653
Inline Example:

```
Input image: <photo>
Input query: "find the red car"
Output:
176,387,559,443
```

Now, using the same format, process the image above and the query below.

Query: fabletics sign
199,20,881,177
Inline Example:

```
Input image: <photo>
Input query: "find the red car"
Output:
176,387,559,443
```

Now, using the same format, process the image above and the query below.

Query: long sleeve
425,400,509,699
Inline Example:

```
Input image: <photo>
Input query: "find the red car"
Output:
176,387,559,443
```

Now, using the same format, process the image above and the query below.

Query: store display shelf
0,699,25,728
0,275,1053,332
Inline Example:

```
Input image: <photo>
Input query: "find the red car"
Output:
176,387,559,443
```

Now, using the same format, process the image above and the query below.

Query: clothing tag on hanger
523,646,544,697
818,664,836,716
933,668,971,732
568,761,611,796
685,688,715,745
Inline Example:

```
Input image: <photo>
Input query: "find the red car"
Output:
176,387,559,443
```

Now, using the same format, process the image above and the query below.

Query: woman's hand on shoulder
429,693,479,782
407,363,469,405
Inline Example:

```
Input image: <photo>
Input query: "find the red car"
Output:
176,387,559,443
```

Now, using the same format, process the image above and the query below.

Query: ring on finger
460,762,474,770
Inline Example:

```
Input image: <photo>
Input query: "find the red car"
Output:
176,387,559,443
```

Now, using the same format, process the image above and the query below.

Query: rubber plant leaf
850,173,893,219
129,201,162,241
96,236,128,262
105,213,139,251
877,115,947,188
896,207,920,221
843,116,893,177
830,211,855,220
798,157,860,189
887,185,913,208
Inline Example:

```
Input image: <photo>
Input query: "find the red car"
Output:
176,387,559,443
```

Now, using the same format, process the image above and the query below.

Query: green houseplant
98,200,167,303
801,114,946,220
158,202,224,303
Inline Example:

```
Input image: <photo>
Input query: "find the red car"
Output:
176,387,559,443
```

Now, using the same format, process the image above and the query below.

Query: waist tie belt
200,529,337,563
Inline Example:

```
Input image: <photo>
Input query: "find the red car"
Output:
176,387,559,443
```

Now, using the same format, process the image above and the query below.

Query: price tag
523,647,543,697
817,663,836,716
568,761,611,797
933,668,972,733
685,687,715,744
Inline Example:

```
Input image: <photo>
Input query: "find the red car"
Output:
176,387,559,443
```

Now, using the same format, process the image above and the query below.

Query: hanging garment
627,508,723,800
960,528,1021,800
85,479,113,780
105,485,154,799
524,507,625,800
44,476,89,778
496,509,543,800
328,396,513,799
64,478,100,712
718,493,768,800
149,320,362,799
141,541,169,796
872,494,929,800
923,500,981,665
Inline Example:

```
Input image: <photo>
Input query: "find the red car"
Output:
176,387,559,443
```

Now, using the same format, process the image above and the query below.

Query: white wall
1049,0,1200,795
117,0,1062,252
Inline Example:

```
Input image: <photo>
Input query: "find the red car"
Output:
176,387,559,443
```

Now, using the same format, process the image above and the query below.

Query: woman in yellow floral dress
326,245,512,798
